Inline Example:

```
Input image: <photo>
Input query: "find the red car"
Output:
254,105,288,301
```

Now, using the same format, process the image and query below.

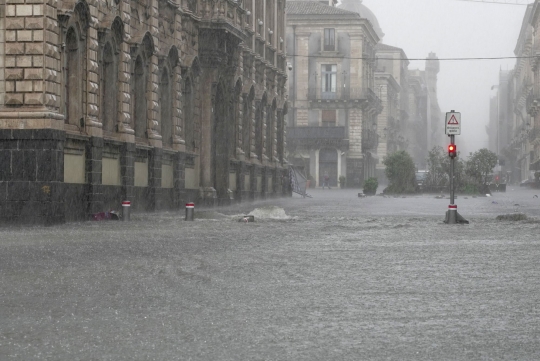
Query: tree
425,146,448,190
425,145,469,192
383,150,416,193
465,148,498,192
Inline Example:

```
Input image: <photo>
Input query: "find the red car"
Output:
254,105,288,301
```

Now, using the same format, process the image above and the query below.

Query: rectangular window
321,64,337,93
322,110,336,127
324,28,335,51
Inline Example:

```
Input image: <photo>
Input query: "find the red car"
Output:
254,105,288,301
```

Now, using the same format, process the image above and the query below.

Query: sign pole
450,134,455,206
444,110,468,224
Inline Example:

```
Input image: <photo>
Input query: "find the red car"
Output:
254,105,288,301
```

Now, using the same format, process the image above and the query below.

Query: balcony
526,91,540,116
287,126,348,149
307,87,370,101
198,0,247,42
362,129,378,152
305,87,382,112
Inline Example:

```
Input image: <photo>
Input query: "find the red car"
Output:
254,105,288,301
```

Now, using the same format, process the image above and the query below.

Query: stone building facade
285,0,381,188
492,3,534,184
374,43,409,181
0,0,289,224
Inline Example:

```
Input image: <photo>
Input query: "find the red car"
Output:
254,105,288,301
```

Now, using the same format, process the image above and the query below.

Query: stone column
85,4,101,136
172,62,184,151
173,152,186,210
198,71,215,190
117,0,133,141
85,136,103,216
147,54,161,146
147,147,162,210
120,142,135,203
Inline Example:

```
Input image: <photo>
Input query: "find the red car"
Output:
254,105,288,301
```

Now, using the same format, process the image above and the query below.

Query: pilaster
85,4,101,136
85,136,103,215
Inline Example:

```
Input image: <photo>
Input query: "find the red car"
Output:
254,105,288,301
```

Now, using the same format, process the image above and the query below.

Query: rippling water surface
1,188,540,360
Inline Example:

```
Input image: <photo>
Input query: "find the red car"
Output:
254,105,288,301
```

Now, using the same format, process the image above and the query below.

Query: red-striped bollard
447,204,457,224
185,202,195,221
122,201,131,221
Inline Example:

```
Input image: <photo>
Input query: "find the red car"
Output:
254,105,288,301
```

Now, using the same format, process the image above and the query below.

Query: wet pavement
1,188,540,360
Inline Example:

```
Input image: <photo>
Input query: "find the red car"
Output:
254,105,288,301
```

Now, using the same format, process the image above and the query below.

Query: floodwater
1,188,540,360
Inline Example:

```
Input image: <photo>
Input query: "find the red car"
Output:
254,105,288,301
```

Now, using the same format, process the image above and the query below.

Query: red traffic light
448,144,457,158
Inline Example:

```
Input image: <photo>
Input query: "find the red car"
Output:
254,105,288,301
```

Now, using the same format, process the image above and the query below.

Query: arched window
133,55,147,139
65,27,82,125
101,42,118,132
160,68,172,147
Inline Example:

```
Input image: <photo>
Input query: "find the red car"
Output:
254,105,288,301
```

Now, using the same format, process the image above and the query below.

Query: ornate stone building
374,43,409,181
286,0,381,188
494,3,534,183
0,0,289,224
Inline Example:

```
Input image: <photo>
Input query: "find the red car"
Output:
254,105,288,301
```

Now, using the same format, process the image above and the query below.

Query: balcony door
319,148,338,187
321,64,337,100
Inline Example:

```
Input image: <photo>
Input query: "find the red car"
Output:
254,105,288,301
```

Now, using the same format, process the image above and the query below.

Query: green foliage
465,148,498,187
425,145,469,191
461,183,478,194
383,151,416,193
425,146,448,188
363,177,378,195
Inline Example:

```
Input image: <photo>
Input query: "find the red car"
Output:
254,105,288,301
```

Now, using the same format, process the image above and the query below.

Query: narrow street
1,188,540,360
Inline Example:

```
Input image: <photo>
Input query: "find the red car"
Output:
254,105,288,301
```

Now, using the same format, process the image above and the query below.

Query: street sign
445,111,461,135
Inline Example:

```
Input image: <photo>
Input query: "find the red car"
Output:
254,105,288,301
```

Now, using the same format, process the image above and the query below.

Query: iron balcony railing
287,126,346,140
362,129,378,151
306,87,373,101
304,87,382,111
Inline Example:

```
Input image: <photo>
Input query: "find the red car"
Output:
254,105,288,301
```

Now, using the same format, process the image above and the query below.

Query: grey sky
356,0,528,155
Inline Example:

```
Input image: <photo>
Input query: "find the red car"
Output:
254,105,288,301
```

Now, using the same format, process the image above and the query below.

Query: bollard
185,202,195,221
446,204,457,224
122,201,131,221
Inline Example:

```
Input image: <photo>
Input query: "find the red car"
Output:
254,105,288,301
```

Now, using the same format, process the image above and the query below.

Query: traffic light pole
450,135,455,206
444,111,468,224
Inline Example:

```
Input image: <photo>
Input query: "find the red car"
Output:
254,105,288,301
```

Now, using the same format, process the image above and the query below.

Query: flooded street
1,188,540,360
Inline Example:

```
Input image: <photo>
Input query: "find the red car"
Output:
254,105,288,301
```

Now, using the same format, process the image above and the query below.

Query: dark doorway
319,148,338,187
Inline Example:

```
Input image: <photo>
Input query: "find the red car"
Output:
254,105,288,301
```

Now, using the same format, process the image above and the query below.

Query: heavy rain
2,0,540,359
2,189,540,359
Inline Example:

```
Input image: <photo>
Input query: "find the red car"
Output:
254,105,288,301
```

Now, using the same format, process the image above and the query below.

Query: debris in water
496,213,527,221
92,211,120,221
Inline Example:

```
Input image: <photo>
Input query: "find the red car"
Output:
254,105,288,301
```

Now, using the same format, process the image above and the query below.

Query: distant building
374,43,409,180
286,0,381,188
404,54,442,170
498,3,534,183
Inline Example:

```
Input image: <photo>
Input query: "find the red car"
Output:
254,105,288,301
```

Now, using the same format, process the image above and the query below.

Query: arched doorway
319,148,338,187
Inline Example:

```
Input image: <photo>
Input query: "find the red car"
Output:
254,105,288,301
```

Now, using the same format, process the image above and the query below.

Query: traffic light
448,144,457,158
